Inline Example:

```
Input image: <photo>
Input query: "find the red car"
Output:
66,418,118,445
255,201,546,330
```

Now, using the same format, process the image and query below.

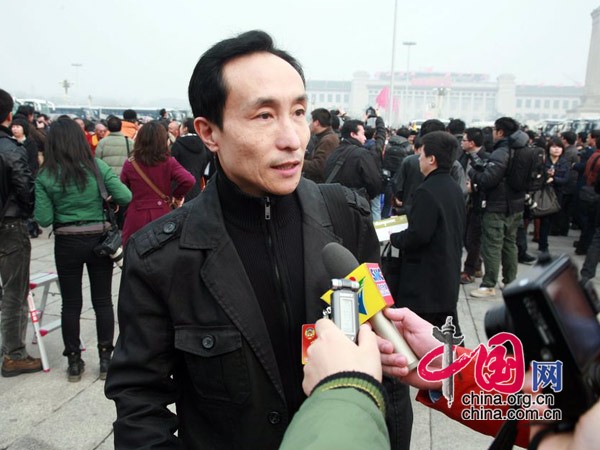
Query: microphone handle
370,310,419,370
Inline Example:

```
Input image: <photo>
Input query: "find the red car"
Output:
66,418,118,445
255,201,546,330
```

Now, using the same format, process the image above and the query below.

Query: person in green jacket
34,117,131,382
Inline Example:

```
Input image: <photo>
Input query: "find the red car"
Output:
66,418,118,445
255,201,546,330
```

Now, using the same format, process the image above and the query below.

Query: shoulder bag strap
325,146,356,184
129,158,170,202
124,136,131,156
319,183,355,253
91,160,118,228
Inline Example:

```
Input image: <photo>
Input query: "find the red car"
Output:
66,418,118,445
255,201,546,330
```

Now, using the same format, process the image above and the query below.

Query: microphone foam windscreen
321,242,359,279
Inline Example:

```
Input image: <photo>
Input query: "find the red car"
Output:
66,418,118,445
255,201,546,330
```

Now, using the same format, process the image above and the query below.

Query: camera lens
484,305,514,339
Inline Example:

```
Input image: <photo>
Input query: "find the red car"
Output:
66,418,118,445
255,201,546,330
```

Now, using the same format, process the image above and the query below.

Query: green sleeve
33,174,55,227
97,158,132,205
279,388,390,450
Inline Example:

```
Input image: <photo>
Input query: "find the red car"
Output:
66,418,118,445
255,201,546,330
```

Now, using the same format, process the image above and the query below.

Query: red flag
376,87,390,109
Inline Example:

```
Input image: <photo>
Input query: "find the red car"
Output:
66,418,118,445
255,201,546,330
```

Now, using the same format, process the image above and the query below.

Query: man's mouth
273,161,300,170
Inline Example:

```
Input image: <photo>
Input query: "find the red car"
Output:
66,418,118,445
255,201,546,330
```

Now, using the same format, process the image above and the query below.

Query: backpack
382,137,410,175
505,146,546,193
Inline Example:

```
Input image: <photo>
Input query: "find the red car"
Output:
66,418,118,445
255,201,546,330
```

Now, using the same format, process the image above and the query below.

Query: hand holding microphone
321,242,419,370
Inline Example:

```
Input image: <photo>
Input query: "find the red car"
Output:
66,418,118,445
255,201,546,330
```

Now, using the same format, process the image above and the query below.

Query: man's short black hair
123,109,137,122
188,30,304,130
16,104,34,118
396,127,410,138
330,112,340,131
494,117,519,137
464,127,483,147
311,108,331,127
590,130,600,148
0,89,14,123
419,119,445,137
107,115,122,132
364,126,375,140
578,131,588,142
560,130,576,145
413,136,424,150
447,119,466,135
183,118,194,133
341,119,364,140
422,131,455,171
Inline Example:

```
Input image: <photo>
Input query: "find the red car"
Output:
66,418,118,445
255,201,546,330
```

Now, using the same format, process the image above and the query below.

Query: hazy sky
3,0,599,108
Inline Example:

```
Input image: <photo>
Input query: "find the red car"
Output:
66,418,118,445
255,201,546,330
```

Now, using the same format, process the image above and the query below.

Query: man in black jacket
469,117,527,298
105,31,412,450
459,127,489,284
0,88,42,377
390,131,466,331
323,119,384,203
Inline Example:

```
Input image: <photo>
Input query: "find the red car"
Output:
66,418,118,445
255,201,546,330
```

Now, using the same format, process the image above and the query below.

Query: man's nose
275,116,303,151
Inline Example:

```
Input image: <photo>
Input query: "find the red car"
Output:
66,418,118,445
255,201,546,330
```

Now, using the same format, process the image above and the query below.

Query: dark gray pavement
0,225,594,449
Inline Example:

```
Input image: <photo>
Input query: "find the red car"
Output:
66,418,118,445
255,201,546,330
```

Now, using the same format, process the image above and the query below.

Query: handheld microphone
322,242,419,370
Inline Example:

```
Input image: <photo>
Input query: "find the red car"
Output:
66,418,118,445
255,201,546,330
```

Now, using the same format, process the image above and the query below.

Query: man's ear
194,117,219,153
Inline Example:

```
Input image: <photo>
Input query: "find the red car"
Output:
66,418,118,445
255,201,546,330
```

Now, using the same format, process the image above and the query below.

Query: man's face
351,125,366,145
95,125,108,139
418,146,433,176
309,119,318,134
200,52,309,197
75,118,85,131
461,135,475,152
492,127,503,142
169,122,180,137
588,134,596,147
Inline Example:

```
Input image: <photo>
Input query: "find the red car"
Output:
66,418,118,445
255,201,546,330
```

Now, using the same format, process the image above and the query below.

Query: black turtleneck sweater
217,172,307,415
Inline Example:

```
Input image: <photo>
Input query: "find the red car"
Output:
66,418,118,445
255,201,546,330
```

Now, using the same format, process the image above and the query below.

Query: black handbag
531,186,561,217
380,242,402,306
91,162,123,263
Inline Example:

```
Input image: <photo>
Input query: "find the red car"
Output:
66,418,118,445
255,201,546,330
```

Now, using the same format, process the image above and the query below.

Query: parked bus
19,98,55,115
54,105,100,121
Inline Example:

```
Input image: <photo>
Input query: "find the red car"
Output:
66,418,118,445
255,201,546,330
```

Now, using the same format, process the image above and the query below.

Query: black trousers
463,209,483,276
54,234,115,354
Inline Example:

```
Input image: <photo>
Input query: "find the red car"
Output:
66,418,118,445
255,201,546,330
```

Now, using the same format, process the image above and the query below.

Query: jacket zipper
264,196,299,401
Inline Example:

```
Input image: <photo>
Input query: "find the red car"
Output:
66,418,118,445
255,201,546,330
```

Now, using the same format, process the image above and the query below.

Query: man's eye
258,112,272,120
294,109,306,117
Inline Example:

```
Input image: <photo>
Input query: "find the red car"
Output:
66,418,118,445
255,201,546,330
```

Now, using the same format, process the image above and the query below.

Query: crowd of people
0,91,207,381
1,28,600,449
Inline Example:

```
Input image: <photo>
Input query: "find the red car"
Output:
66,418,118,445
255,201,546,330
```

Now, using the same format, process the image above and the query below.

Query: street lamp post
433,87,450,119
402,41,416,124
71,63,82,101
388,0,399,127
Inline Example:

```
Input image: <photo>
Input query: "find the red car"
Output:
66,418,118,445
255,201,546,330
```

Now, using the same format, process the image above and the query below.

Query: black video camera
485,254,600,423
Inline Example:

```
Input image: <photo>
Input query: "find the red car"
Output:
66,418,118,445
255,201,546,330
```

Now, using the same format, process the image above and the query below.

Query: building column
576,7,600,116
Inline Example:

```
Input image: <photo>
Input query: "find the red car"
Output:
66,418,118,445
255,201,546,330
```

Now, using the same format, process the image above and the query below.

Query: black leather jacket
105,177,392,449
0,126,34,219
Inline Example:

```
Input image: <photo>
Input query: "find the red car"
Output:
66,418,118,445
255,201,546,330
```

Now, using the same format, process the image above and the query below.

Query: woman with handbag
34,118,132,382
537,137,569,255
119,121,194,245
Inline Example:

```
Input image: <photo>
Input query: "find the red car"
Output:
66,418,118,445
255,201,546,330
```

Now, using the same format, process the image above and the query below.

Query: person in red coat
120,121,194,245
